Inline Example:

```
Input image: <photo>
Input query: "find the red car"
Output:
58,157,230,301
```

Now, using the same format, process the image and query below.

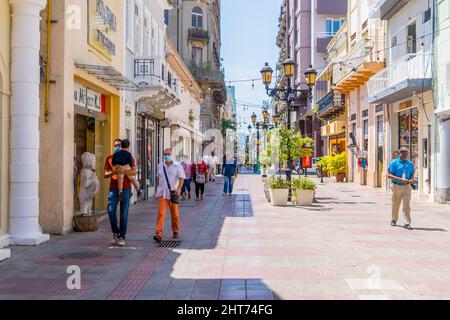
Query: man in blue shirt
387,147,415,230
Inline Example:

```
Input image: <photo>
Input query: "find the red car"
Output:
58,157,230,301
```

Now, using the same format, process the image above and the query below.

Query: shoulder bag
163,165,180,204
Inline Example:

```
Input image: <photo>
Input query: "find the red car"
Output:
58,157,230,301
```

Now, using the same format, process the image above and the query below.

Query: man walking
104,139,137,246
153,149,186,243
208,151,218,182
387,147,415,230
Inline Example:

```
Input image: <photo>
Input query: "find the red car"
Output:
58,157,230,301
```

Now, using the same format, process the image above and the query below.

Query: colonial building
124,0,179,199
165,0,227,133
0,0,12,261
315,22,348,159
324,0,386,186
164,40,203,163
282,0,347,157
39,0,130,234
368,0,435,199
433,0,450,203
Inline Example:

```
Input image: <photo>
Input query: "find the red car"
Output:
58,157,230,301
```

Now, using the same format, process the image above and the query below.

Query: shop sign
302,157,313,168
74,83,103,113
399,100,413,111
88,0,117,58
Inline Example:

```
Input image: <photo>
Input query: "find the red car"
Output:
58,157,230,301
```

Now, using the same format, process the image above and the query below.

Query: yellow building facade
0,1,11,255
39,0,125,234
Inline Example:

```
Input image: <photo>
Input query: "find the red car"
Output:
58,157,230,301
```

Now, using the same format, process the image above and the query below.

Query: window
407,21,417,54
423,8,431,23
192,7,203,28
164,10,169,25
325,18,346,37
134,3,142,55
126,0,134,50
192,46,203,65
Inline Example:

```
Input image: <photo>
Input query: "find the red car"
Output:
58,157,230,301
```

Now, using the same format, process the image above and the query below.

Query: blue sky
221,0,281,131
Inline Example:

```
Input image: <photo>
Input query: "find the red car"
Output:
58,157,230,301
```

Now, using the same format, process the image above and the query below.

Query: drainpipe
44,0,51,122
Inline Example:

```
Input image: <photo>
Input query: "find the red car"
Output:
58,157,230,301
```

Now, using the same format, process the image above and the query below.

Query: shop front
390,93,434,199
73,81,118,214
135,111,161,199
321,120,347,155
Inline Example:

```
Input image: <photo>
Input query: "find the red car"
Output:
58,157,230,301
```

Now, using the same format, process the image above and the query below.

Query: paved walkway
1,175,450,300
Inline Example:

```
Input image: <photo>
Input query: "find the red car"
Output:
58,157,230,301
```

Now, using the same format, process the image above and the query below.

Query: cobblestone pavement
1,174,450,300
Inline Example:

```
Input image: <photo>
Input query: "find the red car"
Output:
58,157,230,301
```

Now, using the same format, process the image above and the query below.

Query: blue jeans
107,189,132,239
223,176,234,194
181,179,191,194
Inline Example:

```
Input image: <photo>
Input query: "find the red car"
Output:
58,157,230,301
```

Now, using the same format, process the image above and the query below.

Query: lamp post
251,112,261,174
260,59,317,190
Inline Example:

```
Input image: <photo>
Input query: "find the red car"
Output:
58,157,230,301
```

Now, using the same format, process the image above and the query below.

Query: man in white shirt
208,152,218,182
153,148,186,243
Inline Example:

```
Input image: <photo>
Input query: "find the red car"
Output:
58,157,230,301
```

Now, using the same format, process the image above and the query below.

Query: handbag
195,164,206,184
163,165,180,204
195,173,206,184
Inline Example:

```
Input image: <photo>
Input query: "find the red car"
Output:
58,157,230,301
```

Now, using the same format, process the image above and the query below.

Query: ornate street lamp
260,58,318,198
272,113,280,127
304,64,318,96
261,63,274,86
262,109,269,124
283,58,295,78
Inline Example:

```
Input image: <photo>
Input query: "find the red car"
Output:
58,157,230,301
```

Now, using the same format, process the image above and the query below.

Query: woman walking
180,157,192,200
192,158,209,201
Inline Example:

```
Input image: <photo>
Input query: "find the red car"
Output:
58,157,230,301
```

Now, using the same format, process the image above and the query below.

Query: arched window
192,7,203,28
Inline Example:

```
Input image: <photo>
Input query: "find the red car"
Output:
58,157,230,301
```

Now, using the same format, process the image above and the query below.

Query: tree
266,125,314,164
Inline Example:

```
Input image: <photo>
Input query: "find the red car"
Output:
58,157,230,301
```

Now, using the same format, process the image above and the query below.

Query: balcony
316,90,345,120
333,23,385,93
369,0,409,20
321,120,346,137
188,62,225,86
188,28,209,43
133,57,180,111
368,53,433,104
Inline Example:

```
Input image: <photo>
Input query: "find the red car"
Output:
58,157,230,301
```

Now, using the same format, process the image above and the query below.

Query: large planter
74,215,98,232
336,173,346,183
269,188,289,206
295,189,315,206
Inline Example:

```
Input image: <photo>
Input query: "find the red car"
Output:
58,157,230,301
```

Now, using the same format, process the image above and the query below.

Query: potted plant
316,155,331,178
329,153,347,182
259,150,272,179
292,177,317,206
268,175,290,206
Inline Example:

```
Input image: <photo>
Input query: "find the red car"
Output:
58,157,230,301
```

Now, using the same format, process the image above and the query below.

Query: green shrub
292,177,317,192
328,153,347,175
316,155,331,172
268,175,290,189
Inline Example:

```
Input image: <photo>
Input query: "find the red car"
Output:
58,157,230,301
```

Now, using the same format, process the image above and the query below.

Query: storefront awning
75,63,140,91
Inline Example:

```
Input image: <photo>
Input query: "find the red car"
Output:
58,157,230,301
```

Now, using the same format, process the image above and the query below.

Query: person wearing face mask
153,149,186,243
104,139,137,247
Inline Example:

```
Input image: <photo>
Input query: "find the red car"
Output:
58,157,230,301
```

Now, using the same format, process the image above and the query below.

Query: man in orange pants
153,148,185,242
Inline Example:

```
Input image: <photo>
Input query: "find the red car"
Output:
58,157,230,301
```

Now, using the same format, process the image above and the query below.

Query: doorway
376,115,383,188
74,113,106,213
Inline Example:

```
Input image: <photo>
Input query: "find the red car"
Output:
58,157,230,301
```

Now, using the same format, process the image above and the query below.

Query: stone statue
78,152,100,215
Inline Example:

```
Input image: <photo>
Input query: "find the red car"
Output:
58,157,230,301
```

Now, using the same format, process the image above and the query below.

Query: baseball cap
399,147,409,153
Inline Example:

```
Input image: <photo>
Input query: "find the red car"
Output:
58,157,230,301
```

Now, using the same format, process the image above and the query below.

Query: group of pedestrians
103,140,238,246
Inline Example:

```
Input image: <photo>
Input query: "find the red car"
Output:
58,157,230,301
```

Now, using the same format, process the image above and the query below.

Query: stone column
9,0,49,245
437,119,450,204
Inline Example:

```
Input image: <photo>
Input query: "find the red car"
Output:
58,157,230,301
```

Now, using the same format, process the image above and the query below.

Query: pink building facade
282,0,347,156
